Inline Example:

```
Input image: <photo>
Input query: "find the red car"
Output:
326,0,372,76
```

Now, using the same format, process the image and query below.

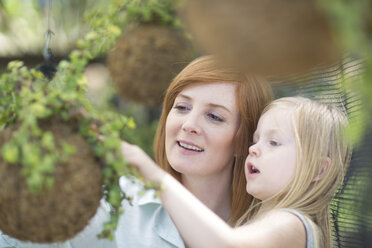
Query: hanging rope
47,0,52,32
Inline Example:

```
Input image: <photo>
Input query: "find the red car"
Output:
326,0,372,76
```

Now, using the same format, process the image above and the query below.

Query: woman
122,96,351,247
115,55,273,247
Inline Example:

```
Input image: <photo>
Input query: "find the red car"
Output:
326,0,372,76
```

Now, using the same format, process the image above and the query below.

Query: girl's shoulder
260,209,309,233
279,209,317,248
266,208,315,248
238,209,307,248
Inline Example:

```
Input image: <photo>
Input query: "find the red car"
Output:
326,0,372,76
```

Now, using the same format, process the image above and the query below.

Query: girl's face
165,82,240,178
245,107,297,201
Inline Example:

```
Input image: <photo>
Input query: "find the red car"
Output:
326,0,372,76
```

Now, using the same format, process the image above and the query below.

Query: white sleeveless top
283,209,315,248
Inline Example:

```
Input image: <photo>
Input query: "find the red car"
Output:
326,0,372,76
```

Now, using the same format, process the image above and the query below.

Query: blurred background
0,0,371,247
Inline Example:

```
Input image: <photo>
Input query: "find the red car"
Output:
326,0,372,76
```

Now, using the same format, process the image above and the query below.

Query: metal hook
43,29,54,63
39,29,56,80
38,0,56,80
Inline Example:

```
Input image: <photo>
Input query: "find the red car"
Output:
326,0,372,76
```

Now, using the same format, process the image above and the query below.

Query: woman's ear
313,157,331,182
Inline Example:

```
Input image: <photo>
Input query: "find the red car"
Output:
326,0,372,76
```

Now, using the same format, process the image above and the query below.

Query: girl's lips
247,162,260,174
177,141,204,152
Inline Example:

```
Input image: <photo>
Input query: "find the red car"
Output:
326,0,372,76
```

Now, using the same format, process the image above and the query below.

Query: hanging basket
181,0,341,77
107,23,194,106
0,117,103,243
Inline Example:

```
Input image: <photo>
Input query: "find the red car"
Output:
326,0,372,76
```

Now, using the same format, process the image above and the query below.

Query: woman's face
165,82,240,178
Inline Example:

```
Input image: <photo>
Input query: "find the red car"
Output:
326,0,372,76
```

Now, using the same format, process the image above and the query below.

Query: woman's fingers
121,141,165,183
121,141,145,165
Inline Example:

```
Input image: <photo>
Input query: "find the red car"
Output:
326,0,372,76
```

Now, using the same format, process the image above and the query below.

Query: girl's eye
207,112,224,122
269,140,280,146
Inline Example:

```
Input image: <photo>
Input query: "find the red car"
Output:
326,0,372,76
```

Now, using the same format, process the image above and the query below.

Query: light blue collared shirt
115,177,185,248
0,234,71,248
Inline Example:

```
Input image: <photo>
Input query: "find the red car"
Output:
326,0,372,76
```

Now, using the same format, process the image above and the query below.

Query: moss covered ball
0,118,103,243
108,23,194,106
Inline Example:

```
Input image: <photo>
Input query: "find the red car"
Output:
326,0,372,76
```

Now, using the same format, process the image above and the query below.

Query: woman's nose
182,114,201,134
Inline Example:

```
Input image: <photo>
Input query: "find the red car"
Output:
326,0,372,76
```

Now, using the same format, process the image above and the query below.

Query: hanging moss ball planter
181,0,341,77
0,118,103,243
0,56,134,243
107,23,194,106
0,1,158,242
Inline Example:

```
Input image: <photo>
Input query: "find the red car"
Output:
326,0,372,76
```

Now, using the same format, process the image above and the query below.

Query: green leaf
126,117,136,129
22,143,40,167
112,161,124,172
103,167,113,178
27,172,43,193
41,132,55,149
93,143,105,157
7,60,24,71
45,176,55,189
108,185,122,207
62,142,76,156
104,136,120,150
107,24,121,36
2,143,19,164
40,155,55,174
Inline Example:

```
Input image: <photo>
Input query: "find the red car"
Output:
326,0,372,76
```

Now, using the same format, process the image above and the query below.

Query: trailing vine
0,0,169,240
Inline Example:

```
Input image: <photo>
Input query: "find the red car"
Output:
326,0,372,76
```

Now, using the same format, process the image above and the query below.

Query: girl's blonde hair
238,97,351,247
154,55,273,225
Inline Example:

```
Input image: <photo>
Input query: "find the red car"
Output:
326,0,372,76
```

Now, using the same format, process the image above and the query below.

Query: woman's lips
177,141,204,152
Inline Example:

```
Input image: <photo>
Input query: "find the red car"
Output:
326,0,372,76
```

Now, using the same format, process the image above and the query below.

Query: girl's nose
249,143,260,156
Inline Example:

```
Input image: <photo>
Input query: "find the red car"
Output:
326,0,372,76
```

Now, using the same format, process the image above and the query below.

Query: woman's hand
121,141,166,184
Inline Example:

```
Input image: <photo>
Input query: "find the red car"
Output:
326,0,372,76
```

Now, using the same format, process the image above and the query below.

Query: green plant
0,0,153,240
120,0,182,27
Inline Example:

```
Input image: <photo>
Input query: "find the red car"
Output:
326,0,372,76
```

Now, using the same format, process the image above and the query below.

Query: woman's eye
174,104,189,111
207,113,224,122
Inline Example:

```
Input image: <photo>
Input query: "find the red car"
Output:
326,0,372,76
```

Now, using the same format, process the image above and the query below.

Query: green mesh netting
272,57,372,248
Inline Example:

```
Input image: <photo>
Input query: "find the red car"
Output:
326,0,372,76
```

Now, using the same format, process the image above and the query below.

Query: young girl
121,96,351,248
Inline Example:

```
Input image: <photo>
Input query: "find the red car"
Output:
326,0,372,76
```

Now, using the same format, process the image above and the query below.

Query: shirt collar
153,207,185,248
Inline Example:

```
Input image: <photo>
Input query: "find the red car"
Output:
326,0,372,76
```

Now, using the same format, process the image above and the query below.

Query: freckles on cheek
217,136,236,157
164,127,173,154
165,118,175,138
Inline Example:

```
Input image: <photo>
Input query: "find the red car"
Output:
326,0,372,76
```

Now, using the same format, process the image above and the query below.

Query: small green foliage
108,185,122,207
41,132,55,150
7,60,24,71
0,0,154,240
2,142,19,164
122,0,182,27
